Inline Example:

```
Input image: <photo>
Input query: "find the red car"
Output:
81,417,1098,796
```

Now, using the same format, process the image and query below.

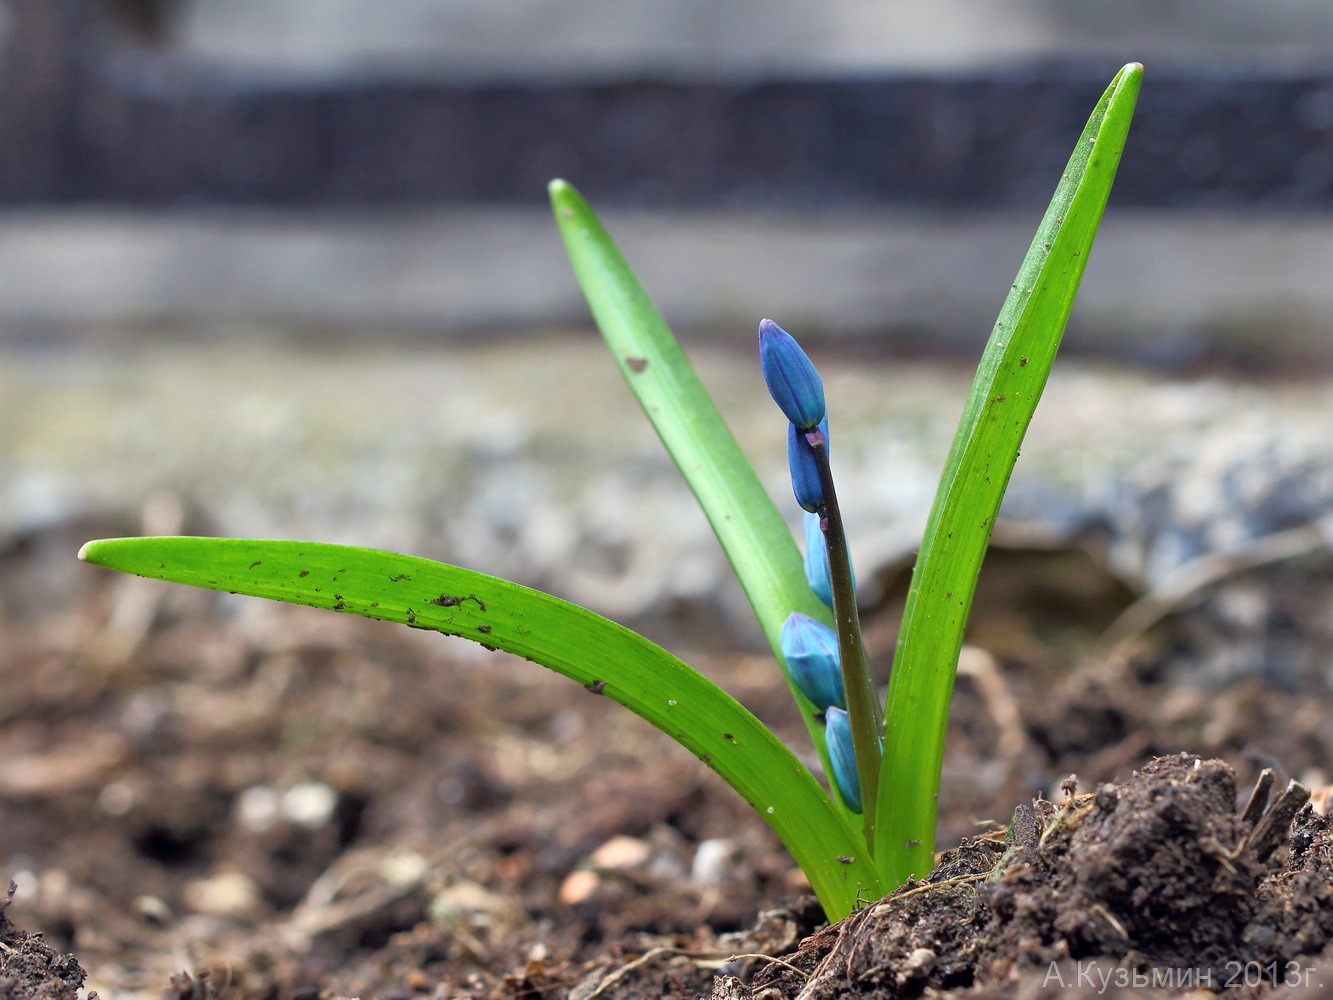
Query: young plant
80,64,1141,921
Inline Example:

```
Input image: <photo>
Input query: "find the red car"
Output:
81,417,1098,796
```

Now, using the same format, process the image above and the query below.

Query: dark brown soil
3,518,1333,999
742,755,1333,998
0,882,88,999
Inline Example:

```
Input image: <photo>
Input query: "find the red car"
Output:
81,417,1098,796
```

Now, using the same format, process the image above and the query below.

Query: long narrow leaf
549,182,868,825
80,535,877,918
875,64,1142,883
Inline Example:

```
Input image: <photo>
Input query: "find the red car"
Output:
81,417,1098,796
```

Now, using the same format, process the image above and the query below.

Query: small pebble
132,894,174,927
98,781,135,816
690,838,736,885
282,781,338,828
557,869,600,905
429,880,524,934
184,871,260,916
588,835,651,870
234,785,281,833
899,947,937,984
782,868,810,891
380,849,429,887
549,707,585,743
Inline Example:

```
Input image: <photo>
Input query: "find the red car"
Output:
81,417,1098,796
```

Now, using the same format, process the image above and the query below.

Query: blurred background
6,0,1333,645
10,10,1333,996
4,0,1333,353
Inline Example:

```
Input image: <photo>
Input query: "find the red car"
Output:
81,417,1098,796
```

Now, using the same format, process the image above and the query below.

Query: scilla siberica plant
80,65,1141,920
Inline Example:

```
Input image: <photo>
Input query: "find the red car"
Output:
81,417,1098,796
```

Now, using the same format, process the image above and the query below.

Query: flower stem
806,427,881,846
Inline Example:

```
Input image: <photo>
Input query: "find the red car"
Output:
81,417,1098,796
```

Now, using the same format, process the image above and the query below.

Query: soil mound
0,882,89,1000
741,755,1333,998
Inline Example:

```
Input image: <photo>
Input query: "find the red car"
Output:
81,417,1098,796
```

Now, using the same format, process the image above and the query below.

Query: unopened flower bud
759,319,826,430
803,512,831,607
780,612,845,712
824,707,861,813
803,511,854,608
787,416,829,513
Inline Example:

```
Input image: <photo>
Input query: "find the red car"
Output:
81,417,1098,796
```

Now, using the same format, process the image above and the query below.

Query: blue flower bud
824,707,861,813
780,612,845,711
802,511,854,609
803,512,832,607
787,416,829,513
759,319,826,430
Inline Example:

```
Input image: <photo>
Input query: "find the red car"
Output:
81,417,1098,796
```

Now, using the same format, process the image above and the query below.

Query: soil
4,510,1333,999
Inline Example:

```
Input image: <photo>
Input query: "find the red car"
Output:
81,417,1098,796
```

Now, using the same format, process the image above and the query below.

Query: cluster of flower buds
760,317,829,514
761,318,866,813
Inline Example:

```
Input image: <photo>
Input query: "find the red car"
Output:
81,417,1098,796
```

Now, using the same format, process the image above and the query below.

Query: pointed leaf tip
548,179,587,218
1108,63,1143,105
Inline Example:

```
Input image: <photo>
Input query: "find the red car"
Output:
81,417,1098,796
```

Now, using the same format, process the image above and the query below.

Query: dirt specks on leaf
431,593,486,611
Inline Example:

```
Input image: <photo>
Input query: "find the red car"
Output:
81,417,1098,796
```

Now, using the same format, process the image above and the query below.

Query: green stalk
809,429,881,836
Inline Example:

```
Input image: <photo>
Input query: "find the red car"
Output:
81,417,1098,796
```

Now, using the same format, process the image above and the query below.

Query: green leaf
79,535,880,919
875,64,1143,884
548,181,863,819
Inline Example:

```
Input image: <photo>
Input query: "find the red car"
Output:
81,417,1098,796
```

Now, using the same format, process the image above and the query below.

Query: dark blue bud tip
787,418,827,513
759,319,827,431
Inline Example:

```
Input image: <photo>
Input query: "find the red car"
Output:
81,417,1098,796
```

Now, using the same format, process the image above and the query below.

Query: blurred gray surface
1,207,1330,367
8,336,1333,629
2,1,1332,358
174,1,1333,78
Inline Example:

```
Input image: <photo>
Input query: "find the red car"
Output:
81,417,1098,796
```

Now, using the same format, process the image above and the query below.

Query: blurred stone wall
0,0,1332,363
172,0,1333,78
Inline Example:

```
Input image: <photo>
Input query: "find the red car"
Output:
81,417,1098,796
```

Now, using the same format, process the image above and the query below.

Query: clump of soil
743,755,1333,999
0,881,90,1000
